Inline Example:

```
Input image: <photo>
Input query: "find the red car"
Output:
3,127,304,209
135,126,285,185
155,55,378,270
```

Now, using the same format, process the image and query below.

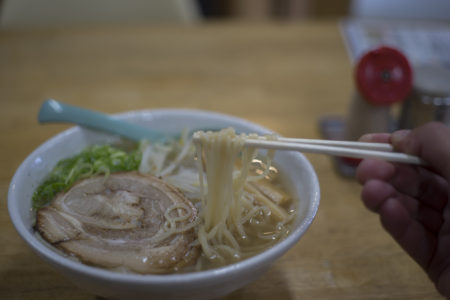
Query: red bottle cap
355,46,413,106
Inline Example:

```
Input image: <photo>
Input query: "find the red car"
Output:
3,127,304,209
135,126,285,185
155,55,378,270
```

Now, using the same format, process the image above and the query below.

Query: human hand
356,122,450,298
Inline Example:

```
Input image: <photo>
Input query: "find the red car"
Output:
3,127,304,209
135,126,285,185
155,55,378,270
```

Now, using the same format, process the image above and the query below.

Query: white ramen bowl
8,109,320,300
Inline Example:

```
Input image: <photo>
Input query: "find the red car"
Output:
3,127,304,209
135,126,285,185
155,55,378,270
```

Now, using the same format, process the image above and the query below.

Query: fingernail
358,133,374,142
391,130,411,145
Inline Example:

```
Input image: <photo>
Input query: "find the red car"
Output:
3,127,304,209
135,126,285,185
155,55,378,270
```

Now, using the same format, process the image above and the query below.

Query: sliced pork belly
36,172,198,274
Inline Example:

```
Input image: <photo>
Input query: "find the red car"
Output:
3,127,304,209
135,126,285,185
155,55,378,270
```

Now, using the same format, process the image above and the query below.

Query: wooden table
0,21,442,299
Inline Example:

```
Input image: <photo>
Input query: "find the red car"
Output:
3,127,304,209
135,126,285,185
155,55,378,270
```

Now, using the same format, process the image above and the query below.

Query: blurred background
0,0,449,27
1,0,449,134
0,0,352,26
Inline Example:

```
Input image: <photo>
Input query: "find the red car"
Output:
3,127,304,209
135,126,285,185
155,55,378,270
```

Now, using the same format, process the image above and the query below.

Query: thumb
391,122,450,181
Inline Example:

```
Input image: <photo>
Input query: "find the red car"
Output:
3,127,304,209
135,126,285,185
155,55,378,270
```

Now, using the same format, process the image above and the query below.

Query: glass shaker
399,65,450,129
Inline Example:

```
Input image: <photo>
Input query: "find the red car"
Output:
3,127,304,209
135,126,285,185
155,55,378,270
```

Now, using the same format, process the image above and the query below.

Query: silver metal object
400,65,450,128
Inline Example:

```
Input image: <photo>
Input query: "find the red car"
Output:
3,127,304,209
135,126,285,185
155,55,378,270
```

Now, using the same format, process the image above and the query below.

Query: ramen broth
33,128,296,274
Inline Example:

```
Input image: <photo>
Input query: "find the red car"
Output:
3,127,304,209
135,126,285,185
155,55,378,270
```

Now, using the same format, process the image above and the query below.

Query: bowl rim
8,108,320,284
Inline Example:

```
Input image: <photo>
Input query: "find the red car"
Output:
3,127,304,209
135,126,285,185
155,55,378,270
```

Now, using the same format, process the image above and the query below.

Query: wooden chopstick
243,139,426,165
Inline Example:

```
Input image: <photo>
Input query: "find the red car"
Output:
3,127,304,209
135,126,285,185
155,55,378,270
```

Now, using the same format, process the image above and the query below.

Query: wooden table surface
0,21,443,299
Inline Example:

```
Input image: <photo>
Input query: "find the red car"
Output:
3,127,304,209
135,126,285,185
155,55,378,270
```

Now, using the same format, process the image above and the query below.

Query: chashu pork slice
36,172,199,274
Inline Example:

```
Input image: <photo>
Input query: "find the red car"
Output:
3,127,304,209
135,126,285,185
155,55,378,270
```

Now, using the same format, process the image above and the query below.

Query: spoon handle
38,99,165,142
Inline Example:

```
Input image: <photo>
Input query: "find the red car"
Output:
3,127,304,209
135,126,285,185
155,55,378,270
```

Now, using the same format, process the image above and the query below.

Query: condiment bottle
340,46,413,172
399,64,450,129
344,46,413,141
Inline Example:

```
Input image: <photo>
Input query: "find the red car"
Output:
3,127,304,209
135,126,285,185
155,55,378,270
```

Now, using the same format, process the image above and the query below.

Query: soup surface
33,128,296,273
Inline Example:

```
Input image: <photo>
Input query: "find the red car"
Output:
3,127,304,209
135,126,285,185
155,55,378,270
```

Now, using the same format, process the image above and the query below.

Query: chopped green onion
32,144,141,209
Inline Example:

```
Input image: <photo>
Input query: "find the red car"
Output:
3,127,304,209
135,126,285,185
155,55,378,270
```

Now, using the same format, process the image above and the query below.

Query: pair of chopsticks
244,137,426,165
193,134,426,165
